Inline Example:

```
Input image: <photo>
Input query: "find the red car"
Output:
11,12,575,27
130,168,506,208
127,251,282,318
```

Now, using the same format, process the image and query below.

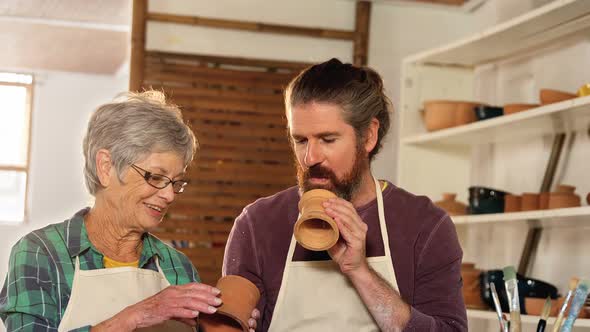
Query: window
0,73,33,223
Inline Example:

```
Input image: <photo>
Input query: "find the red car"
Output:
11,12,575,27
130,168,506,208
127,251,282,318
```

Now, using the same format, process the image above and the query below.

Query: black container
480,270,559,314
475,105,504,121
468,186,508,214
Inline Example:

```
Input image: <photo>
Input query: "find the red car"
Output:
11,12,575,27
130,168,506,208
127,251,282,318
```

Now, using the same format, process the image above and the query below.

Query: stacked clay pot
294,189,339,251
548,185,581,209
422,101,480,132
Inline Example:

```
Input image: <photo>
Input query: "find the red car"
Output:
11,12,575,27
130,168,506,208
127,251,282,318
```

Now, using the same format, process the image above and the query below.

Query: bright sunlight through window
0,72,33,223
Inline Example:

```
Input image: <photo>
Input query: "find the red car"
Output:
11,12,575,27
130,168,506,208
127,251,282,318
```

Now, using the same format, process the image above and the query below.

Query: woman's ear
364,118,380,154
95,149,113,187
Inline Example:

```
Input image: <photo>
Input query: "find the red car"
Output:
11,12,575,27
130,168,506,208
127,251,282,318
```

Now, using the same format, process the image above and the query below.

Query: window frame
0,75,34,224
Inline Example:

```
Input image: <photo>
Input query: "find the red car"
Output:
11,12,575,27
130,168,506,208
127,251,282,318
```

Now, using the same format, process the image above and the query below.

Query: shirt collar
66,208,165,265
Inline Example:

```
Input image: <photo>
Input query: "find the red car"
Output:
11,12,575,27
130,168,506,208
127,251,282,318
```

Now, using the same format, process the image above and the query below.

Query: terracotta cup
460,263,486,309
504,194,522,212
200,275,261,332
294,189,339,251
521,193,540,211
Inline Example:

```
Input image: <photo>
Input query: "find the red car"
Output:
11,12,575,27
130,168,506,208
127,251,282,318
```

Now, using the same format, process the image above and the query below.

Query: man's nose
304,140,323,167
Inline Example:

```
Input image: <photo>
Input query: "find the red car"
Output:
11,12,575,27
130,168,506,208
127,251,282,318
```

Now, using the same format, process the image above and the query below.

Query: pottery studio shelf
402,95,590,147
467,309,590,327
405,0,590,67
452,206,590,227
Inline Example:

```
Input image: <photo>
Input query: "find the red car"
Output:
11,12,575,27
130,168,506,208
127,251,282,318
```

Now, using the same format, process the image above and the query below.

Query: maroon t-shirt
223,181,467,331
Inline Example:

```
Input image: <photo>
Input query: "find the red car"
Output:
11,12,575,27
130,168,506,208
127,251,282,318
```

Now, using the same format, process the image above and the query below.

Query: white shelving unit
397,0,590,330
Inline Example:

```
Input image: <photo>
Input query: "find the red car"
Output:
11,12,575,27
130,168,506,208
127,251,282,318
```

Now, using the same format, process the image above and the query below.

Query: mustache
306,165,335,179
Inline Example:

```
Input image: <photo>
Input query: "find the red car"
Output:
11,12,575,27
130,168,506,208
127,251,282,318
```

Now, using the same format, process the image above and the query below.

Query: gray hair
83,90,198,195
285,58,392,161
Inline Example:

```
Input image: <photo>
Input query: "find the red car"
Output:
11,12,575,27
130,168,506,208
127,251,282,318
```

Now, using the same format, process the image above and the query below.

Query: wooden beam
353,1,372,66
146,51,311,72
129,0,147,91
147,12,355,41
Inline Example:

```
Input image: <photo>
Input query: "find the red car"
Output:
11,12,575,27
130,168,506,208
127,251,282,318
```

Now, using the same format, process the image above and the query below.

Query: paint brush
552,277,579,332
490,283,506,331
536,297,552,332
560,279,590,332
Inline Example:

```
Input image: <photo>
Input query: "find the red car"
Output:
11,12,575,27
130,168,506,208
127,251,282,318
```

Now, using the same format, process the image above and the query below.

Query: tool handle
536,319,546,332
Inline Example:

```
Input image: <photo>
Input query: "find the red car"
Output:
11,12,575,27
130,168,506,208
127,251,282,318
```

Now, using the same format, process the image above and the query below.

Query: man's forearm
348,265,411,332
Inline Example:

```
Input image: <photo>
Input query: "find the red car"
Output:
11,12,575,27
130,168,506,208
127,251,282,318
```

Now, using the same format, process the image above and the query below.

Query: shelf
468,309,590,327
452,206,590,227
405,0,590,67
402,95,590,147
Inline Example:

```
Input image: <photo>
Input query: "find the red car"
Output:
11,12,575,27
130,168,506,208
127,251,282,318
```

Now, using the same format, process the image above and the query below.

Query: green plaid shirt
0,208,200,331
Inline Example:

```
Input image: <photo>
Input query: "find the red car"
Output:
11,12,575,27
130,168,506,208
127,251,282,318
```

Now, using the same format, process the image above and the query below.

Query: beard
296,140,368,201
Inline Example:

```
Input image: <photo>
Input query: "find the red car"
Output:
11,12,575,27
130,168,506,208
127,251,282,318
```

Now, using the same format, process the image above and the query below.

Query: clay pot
434,193,467,216
423,100,480,132
461,263,486,309
503,103,540,115
521,193,540,211
540,89,577,105
200,275,261,332
548,185,581,209
539,192,550,210
525,297,588,318
294,189,339,251
504,194,522,212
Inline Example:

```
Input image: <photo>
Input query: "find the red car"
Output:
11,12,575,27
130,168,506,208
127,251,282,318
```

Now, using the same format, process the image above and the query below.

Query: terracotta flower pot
434,193,467,216
504,194,522,212
503,103,540,115
422,100,480,132
200,275,261,332
540,89,577,105
294,189,339,251
521,193,540,211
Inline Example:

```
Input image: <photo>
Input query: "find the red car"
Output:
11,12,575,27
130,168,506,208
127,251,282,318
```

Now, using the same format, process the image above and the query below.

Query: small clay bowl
503,103,540,115
521,193,540,211
540,89,577,105
200,275,261,332
294,189,339,251
504,194,522,212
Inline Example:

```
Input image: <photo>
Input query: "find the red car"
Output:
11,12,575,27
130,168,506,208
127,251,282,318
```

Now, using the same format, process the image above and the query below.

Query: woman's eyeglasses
130,164,188,194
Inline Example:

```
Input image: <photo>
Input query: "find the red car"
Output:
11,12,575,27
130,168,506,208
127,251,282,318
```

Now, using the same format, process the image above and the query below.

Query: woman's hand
247,308,260,332
92,282,222,331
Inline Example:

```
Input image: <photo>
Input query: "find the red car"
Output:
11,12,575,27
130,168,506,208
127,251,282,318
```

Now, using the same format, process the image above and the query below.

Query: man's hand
323,197,370,277
247,308,260,332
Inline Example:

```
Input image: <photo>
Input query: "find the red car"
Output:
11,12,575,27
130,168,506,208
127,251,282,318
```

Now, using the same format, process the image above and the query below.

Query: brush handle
552,290,573,332
536,319,546,332
560,282,589,332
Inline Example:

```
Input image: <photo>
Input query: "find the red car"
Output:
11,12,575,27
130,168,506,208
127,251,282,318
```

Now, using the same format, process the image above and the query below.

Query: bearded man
222,58,467,332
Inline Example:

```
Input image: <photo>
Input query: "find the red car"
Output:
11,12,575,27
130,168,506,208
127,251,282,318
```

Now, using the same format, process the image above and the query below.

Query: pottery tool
490,283,506,331
536,297,552,332
503,266,521,332
559,279,590,332
552,277,579,332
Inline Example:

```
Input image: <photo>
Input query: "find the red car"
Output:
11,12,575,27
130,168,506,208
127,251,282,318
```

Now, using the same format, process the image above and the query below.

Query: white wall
0,71,128,330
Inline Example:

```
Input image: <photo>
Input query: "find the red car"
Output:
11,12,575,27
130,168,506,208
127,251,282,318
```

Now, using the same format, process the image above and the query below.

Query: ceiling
0,0,131,74
0,0,469,75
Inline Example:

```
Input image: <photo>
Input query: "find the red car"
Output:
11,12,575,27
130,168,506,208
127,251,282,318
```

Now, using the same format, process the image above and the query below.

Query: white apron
58,256,194,332
268,177,399,332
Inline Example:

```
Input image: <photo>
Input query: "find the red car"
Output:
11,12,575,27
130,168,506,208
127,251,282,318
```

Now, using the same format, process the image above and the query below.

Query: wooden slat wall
141,51,308,284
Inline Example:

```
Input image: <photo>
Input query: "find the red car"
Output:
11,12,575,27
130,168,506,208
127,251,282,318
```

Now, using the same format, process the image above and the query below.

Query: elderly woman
0,91,258,332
